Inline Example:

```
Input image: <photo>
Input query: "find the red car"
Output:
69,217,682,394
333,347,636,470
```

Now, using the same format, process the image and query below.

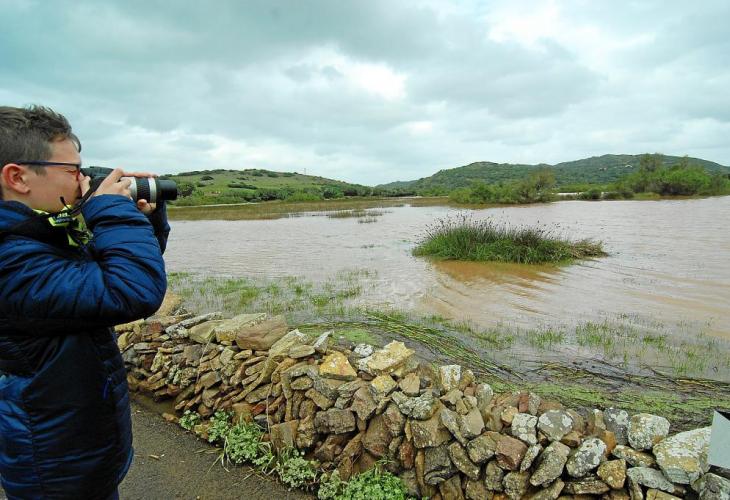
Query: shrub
276,448,319,489
200,175,214,180
207,410,233,444
179,410,201,431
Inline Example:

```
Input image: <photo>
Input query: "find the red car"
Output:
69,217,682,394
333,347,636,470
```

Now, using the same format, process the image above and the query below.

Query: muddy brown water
164,197,730,379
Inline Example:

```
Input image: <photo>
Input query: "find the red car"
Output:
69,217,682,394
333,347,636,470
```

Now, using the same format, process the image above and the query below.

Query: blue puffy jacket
0,194,169,499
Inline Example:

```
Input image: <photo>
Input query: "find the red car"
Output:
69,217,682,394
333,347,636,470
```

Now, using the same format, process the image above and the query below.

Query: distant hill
163,168,372,205
378,154,730,192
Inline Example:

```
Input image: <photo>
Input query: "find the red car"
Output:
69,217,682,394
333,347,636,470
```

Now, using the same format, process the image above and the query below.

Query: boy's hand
80,169,158,213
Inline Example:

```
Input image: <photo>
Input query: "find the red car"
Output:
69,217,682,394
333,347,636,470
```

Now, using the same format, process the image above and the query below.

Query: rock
503,471,530,500
467,431,500,464
530,441,571,486
319,351,357,381
233,315,289,350
441,389,464,409
646,490,681,499
269,420,298,451
439,474,464,500
460,408,486,440
295,416,317,449
526,479,564,500
359,341,414,375
496,435,528,471
597,459,627,489
306,389,335,410
694,473,730,500
314,409,356,434
485,459,505,491
527,392,541,416
465,478,491,500
382,402,406,436
566,437,607,477
501,406,518,426
448,442,480,480
563,475,611,495
166,312,222,337
369,374,397,400
351,386,378,421
653,426,711,484
511,413,538,445
538,410,575,442
439,365,462,392
626,467,676,493
311,330,331,354
612,444,656,468
392,391,439,420
290,376,313,391
399,439,415,469
424,445,457,485
288,345,315,359
475,383,494,410
363,414,392,458
520,444,543,472
212,313,266,343
189,320,225,343
352,343,374,358
458,369,475,391
399,373,421,396
411,409,453,449
604,408,630,445
560,430,583,448
198,370,221,389
441,407,466,445
268,329,308,358
628,414,670,451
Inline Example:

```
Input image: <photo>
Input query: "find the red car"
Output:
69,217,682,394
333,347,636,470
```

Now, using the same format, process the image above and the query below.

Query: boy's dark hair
0,105,81,199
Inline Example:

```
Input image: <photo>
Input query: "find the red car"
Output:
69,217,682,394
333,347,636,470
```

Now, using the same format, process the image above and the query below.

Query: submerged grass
413,214,606,264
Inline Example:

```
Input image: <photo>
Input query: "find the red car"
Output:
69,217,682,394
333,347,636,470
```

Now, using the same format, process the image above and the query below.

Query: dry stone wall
118,306,728,500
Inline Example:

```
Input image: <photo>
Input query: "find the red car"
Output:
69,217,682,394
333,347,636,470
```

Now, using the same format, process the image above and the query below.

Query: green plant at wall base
317,470,345,499
276,448,319,489
179,410,201,431
207,410,233,444
337,463,409,500
252,441,276,472
223,422,264,465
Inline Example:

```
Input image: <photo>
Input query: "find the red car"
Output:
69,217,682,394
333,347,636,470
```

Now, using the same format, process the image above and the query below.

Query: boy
0,105,169,499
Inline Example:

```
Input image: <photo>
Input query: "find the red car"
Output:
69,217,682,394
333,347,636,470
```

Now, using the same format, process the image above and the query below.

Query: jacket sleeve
146,200,171,254
0,195,167,332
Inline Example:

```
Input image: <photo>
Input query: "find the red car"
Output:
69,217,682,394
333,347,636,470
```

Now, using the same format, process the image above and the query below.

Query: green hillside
379,154,730,193
164,168,372,205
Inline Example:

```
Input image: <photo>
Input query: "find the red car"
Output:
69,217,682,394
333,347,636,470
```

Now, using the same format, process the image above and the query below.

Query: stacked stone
118,308,728,500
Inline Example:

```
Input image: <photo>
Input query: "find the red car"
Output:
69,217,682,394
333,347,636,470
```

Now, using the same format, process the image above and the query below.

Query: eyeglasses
15,160,82,174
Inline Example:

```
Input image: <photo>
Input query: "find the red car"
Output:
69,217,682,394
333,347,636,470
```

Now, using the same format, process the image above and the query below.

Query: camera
80,166,178,203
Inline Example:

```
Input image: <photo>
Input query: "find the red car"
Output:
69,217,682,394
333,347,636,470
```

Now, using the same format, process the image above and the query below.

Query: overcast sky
2,1,729,185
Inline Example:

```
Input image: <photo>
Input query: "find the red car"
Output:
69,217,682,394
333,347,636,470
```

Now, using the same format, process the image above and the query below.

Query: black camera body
80,166,178,203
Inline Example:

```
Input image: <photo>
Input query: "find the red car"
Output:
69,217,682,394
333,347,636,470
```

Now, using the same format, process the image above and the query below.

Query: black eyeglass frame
14,161,82,173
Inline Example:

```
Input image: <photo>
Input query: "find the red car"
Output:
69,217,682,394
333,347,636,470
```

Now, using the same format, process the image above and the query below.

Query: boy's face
24,139,83,212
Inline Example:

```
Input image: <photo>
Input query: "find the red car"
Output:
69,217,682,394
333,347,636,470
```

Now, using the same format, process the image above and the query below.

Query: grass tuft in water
413,214,606,264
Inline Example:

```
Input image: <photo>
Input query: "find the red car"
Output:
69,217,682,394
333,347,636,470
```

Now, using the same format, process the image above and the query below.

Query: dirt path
120,396,312,500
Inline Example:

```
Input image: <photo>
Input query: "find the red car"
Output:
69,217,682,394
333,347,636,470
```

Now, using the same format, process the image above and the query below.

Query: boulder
189,320,225,344
314,408,356,434
511,412,538,445
359,341,414,375
628,413,670,451
424,445,457,485
538,410,575,442
234,315,288,350
653,426,711,484
530,441,571,486
566,437,607,477
604,408,630,445
626,466,676,493
320,351,357,381
214,313,267,343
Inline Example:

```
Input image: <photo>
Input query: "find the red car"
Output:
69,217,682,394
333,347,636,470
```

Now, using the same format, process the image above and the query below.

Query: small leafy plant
338,463,408,500
224,422,264,465
207,410,233,444
179,410,201,431
275,448,319,489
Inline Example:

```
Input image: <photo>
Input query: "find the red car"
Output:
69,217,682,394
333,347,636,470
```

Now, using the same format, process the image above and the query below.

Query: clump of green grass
413,214,606,264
